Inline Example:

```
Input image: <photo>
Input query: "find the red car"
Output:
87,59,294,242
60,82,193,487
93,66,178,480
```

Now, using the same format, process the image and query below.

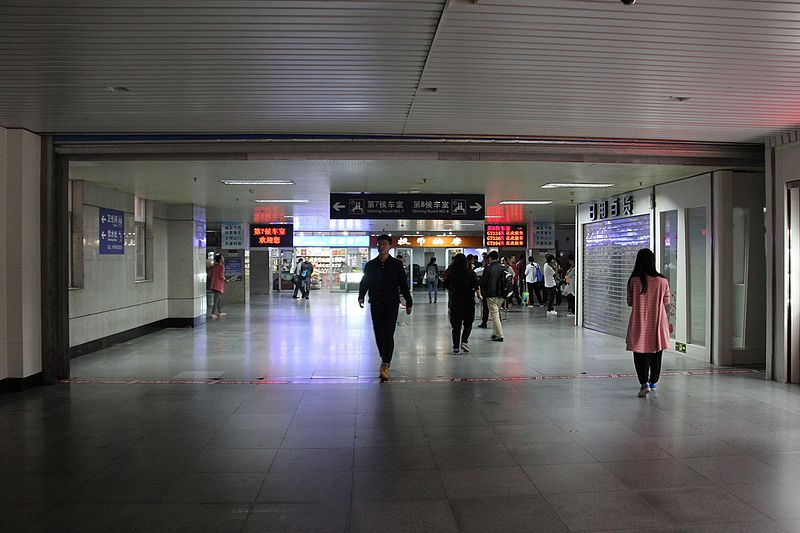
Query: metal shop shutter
582,215,651,338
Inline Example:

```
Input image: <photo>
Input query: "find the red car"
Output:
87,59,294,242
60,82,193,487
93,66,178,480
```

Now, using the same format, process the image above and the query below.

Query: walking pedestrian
358,234,413,381
626,248,670,397
425,257,440,303
444,253,481,354
479,251,505,342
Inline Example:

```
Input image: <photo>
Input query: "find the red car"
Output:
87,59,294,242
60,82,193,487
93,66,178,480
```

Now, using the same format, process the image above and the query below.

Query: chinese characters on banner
533,223,555,248
249,224,294,248
99,207,125,254
221,223,245,249
368,235,484,248
485,224,527,247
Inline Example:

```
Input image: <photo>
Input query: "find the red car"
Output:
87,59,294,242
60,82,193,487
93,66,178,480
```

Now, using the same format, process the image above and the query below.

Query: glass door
655,175,712,362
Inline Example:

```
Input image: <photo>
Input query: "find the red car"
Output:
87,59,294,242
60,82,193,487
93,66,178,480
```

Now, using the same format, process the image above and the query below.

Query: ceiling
70,157,723,229
6,0,778,229
2,0,800,142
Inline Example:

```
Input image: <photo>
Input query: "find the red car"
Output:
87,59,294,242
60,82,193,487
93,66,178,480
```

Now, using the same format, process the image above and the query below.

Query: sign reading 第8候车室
99,207,125,254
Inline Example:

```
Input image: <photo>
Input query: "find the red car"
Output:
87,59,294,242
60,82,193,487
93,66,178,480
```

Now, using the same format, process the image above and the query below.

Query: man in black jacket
358,234,413,381
479,250,505,341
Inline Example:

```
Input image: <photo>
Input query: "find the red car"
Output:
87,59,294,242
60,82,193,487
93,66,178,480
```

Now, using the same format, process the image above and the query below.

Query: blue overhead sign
99,207,125,254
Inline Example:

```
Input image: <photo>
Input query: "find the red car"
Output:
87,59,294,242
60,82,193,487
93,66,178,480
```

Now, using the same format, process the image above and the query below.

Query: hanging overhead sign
369,235,484,248
330,193,485,220
249,223,293,248
485,224,527,248
99,207,125,254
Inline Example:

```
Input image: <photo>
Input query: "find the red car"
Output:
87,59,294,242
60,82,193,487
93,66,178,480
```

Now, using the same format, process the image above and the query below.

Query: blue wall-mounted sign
99,207,125,254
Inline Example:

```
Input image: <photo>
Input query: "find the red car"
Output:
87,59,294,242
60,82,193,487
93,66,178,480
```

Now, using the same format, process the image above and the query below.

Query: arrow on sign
101,231,106,239
470,202,483,212
101,215,107,223
332,202,345,212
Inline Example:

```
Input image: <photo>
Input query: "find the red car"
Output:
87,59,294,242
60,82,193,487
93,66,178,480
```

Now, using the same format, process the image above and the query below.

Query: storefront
577,188,653,339
269,234,370,293
368,234,485,289
578,172,766,366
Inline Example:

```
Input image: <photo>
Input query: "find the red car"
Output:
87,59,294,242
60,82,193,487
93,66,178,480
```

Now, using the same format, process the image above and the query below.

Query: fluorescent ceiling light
485,215,503,218
254,199,309,203
220,179,294,185
541,182,614,189
498,200,553,205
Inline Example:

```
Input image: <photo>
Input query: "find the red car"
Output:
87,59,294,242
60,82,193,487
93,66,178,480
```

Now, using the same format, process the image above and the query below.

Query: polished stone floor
2,291,800,532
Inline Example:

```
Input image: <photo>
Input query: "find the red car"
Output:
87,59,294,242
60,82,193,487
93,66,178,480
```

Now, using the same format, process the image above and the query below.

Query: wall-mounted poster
222,223,245,249
533,223,555,248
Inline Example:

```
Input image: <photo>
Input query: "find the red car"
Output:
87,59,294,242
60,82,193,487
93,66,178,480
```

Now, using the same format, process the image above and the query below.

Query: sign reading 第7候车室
99,207,125,254
249,224,294,248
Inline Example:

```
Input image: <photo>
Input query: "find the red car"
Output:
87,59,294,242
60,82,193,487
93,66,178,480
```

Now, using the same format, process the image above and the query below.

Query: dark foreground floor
3,293,799,532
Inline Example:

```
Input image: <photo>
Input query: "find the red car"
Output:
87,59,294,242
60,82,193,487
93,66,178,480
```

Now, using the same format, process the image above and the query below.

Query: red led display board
249,224,294,248
485,224,527,248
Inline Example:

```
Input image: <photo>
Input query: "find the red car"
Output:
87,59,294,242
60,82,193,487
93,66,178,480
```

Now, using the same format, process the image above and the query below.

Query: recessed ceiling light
541,182,615,189
498,200,553,205
254,199,309,203
220,179,294,185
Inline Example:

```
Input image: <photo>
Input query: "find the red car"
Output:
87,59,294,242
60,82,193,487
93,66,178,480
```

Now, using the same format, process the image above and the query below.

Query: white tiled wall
69,182,208,347
69,182,171,347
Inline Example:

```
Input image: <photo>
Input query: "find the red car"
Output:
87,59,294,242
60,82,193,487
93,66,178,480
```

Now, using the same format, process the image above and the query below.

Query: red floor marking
57,369,761,386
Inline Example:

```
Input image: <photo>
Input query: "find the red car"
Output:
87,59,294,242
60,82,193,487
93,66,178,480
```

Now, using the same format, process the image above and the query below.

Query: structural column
166,205,207,326
0,127,43,387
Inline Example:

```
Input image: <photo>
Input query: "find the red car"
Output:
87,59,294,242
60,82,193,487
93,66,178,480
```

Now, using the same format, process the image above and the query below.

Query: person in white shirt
524,256,543,306
543,255,558,315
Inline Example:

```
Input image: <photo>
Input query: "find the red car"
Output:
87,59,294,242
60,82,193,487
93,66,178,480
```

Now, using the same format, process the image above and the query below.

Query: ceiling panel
0,0,799,141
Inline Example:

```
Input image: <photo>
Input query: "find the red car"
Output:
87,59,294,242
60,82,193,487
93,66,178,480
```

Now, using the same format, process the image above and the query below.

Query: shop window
660,210,678,338
686,206,708,346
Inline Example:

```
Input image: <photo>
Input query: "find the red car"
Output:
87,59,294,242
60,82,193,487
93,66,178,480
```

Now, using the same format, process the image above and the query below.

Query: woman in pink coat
209,254,227,318
626,248,670,397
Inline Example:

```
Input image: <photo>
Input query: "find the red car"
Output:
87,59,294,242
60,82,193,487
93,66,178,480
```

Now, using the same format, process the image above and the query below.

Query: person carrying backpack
425,257,440,303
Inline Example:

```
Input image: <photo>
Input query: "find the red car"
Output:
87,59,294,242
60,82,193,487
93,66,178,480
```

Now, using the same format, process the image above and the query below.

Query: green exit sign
675,342,687,353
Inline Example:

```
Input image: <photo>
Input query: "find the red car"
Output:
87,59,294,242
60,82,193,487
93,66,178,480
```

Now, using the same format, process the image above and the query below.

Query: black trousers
532,281,543,304
449,306,475,348
370,303,400,365
544,286,556,311
480,296,489,325
633,351,663,385
566,294,575,314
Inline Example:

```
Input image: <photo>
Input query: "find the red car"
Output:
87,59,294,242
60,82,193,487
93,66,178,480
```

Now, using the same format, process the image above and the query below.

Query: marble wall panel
2,129,41,378
0,126,7,380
